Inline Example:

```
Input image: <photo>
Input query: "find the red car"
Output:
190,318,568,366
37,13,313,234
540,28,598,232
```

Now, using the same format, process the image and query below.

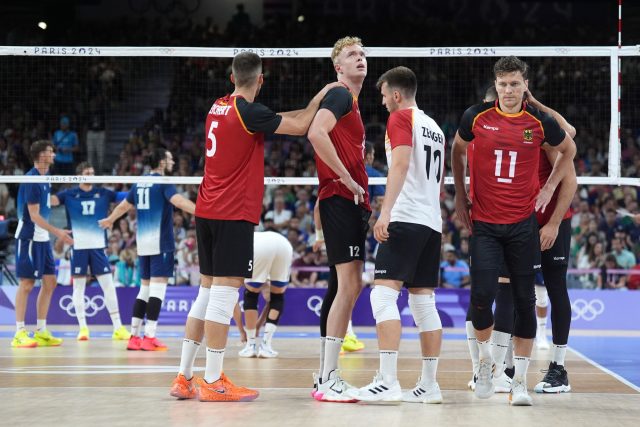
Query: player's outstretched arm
170,194,196,215
27,203,73,245
99,199,133,229
527,91,577,138
307,109,364,204
539,149,578,251
275,82,342,136
536,134,576,213
451,132,472,231
373,145,410,243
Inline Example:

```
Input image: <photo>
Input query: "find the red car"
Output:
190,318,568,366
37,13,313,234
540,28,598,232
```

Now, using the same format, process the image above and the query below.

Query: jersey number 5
206,121,218,157
423,145,442,183
494,149,517,183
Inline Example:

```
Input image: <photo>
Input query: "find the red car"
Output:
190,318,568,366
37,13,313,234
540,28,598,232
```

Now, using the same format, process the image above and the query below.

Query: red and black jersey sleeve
236,98,282,134
319,87,353,121
525,104,566,146
457,102,493,142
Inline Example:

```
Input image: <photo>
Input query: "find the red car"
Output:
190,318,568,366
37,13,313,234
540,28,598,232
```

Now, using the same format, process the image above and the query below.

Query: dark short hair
376,66,417,99
365,141,375,156
493,56,528,79
149,147,168,169
232,52,262,87
30,140,54,162
76,161,94,175
484,85,498,102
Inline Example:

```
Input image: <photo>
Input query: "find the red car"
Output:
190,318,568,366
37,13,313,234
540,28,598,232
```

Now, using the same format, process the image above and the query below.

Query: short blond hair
331,36,363,64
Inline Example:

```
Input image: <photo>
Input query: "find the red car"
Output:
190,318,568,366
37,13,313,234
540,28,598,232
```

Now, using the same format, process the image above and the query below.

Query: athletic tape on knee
535,285,548,308
149,281,168,301
205,286,239,325
243,288,260,311
266,292,284,325
408,293,442,332
136,285,150,302
370,286,400,324
188,286,211,321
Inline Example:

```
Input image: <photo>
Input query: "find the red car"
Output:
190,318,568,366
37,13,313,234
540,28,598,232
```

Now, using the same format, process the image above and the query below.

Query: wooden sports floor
1,326,639,427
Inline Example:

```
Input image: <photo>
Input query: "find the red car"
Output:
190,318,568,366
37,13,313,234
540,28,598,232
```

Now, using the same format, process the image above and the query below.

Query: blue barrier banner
0,286,636,330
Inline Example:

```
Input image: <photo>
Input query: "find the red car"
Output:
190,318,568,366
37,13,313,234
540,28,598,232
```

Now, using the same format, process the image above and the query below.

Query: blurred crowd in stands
0,5,638,289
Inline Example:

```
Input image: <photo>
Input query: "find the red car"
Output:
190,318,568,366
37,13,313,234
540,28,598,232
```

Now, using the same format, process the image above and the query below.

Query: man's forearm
451,142,468,195
309,131,350,180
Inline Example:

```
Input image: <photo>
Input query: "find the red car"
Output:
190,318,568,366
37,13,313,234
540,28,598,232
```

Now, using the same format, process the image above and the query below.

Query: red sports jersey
196,95,281,224
458,101,565,224
315,86,370,211
535,150,572,226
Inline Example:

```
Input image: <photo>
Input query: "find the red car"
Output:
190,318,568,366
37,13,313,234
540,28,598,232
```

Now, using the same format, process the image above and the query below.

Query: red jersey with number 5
196,94,282,224
315,86,370,211
458,101,565,224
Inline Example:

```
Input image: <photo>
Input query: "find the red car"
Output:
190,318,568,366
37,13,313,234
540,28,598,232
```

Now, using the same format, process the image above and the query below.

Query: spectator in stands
291,247,317,287
610,237,637,269
52,116,79,175
440,244,470,289
86,98,107,173
365,142,385,202
597,254,627,290
115,248,139,287
265,195,292,233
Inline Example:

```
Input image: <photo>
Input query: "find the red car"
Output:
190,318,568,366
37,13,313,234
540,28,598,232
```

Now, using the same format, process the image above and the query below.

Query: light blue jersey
57,187,116,250
15,168,51,242
126,174,177,256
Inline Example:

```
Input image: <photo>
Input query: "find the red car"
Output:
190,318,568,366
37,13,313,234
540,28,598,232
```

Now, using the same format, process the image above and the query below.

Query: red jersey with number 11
458,101,565,224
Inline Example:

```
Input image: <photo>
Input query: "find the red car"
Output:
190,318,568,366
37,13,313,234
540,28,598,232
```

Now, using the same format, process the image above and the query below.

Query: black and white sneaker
534,362,571,393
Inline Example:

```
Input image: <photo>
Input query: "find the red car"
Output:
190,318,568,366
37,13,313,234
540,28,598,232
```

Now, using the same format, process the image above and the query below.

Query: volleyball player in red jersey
452,56,576,406
169,51,339,402
307,36,370,403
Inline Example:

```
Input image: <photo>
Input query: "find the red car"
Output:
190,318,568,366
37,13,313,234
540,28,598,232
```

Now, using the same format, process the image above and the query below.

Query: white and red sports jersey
385,107,445,232
196,94,282,224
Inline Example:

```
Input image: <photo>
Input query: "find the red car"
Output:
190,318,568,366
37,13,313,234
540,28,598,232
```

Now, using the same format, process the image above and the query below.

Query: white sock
36,319,46,331
97,274,122,330
322,336,343,382
144,320,158,338
131,317,143,337
179,338,201,379
73,277,87,329
263,322,276,347
537,316,547,340
514,356,530,381
319,337,326,376
420,357,439,387
379,350,398,384
204,347,225,383
346,320,355,337
505,337,514,369
246,328,256,345
465,321,479,373
477,339,492,361
552,344,567,366
491,331,511,373
16,321,25,332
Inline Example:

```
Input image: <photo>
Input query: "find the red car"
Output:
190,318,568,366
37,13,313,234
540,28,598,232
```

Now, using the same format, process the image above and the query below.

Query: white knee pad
188,286,211,321
149,281,168,301
370,286,400,324
535,285,548,308
205,286,239,325
136,285,150,302
408,293,442,332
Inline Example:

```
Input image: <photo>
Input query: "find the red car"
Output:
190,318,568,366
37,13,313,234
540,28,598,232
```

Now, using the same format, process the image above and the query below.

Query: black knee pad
266,292,284,325
469,270,499,330
320,266,338,337
470,304,494,331
466,304,472,322
145,297,162,321
243,288,260,311
494,283,514,334
511,274,536,339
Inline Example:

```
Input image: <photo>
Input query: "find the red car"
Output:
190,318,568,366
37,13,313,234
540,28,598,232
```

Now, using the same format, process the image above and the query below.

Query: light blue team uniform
56,187,118,276
126,174,177,279
15,168,55,279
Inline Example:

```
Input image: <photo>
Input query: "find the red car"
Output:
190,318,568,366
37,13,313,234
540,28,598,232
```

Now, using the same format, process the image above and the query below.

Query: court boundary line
570,347,640,393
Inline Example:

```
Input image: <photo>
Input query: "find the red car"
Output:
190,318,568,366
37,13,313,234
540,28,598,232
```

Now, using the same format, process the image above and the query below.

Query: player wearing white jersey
51,162,130,341
351,67,445,404
239,231,293,358
100,148,195,351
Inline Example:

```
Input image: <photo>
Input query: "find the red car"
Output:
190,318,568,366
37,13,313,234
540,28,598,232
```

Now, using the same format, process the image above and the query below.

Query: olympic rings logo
571,298,604,321
307,296,323,317
59,295,106,318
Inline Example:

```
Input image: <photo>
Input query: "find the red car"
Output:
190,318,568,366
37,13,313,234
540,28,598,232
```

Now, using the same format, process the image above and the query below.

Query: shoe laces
478,360,494,381
511,378,527,393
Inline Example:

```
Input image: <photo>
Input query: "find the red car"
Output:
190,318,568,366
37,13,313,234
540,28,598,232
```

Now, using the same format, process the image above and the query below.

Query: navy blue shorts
71,248,112,276
15,240,55,279
139,252,175,280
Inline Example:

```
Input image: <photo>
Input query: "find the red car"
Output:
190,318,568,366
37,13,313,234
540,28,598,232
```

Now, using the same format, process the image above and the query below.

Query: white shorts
246,231,293,284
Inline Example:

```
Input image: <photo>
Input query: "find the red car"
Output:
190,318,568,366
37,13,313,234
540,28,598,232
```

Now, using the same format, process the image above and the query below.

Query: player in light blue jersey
51,162,131,341
100,147,195,351
11,140,74,348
